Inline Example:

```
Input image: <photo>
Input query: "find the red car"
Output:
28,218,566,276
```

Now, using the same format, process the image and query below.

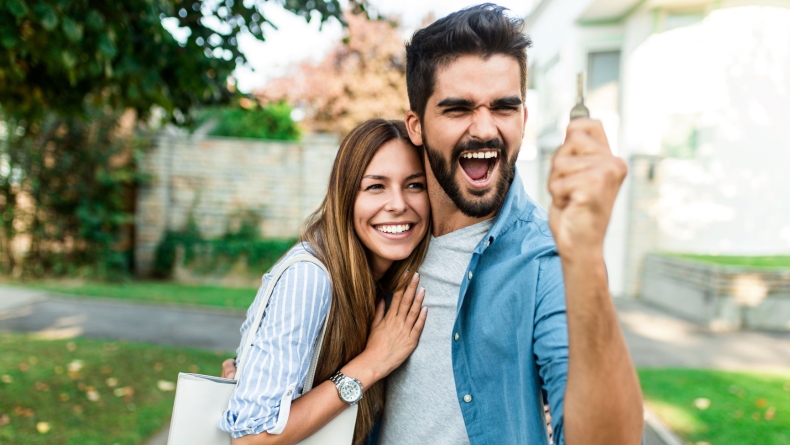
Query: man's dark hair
405,3,533,121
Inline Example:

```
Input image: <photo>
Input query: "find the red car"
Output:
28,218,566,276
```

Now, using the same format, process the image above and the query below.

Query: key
569,72,589,120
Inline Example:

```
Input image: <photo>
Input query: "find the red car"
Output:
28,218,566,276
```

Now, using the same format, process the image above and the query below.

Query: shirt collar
481,167,534,248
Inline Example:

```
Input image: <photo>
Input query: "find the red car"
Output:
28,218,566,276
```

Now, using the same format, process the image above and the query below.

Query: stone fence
640,254,790,331
135,133,339,276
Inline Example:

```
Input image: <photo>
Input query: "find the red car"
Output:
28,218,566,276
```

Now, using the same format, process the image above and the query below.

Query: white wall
622,5,790,254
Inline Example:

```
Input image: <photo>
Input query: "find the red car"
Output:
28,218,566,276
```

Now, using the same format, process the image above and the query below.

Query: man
226,4,643,444
375,4,642,444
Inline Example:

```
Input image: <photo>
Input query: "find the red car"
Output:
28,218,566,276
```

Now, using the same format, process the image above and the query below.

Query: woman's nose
384,189,408,214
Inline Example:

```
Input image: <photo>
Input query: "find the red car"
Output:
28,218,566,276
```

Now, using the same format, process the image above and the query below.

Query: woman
220,119,431,445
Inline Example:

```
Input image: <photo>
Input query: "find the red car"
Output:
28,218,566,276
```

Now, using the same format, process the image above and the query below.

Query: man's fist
547,118,626,258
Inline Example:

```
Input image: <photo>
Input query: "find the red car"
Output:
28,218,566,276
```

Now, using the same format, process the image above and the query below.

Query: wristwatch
329,371,363,405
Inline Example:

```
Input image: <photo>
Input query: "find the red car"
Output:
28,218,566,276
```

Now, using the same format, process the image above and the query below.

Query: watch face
339,379,361,402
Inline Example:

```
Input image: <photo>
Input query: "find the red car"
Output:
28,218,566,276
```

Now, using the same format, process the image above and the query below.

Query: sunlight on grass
646,399,705,436
0,333,232,445
20,280,258,309
666,253,790,269
639,369,790,445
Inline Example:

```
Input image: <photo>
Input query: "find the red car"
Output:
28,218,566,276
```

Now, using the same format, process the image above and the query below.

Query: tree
255,12,410,135
0,0,368,277
0,0,364,123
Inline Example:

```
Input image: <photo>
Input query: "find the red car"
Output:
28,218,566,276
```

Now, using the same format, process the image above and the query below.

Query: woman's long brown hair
300,119,430,444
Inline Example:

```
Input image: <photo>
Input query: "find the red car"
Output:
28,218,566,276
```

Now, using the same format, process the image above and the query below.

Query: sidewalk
0,284,244,351
616,298,790,370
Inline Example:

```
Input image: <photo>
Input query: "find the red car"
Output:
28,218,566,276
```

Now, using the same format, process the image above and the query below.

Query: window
587,51,621,91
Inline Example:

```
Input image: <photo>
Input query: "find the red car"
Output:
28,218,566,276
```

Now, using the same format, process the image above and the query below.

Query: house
523,0,790,297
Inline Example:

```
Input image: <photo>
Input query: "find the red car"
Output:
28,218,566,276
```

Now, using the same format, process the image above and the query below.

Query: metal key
569,72,590,120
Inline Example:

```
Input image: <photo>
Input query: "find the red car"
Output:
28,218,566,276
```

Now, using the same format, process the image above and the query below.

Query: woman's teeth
376,224,412,234
460,151,498,159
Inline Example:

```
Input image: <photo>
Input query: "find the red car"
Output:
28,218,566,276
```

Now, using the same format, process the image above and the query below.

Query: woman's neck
371,257,393,281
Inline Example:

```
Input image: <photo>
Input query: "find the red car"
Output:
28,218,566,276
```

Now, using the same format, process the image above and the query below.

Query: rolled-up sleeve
533,254,569,445
220,257,331,438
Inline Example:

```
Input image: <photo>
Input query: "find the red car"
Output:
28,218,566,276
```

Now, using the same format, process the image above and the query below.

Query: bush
152,213,295,279
201,102,300,141
0,109,149,279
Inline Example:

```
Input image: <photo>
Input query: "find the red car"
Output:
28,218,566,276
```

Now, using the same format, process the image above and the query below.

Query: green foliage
0,332,229,445
202,102,300,140
639,368,790,444
0,108,148,278
153,212,295,279
0,0,357,124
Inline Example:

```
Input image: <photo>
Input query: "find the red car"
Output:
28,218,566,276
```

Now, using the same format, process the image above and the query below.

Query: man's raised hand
547,118,627,259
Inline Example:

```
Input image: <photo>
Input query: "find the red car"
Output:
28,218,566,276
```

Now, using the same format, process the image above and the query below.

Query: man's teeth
461,151,498,159
376,224,411,234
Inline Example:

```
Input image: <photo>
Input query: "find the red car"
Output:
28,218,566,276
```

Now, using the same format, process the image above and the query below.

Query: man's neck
428,183,497,237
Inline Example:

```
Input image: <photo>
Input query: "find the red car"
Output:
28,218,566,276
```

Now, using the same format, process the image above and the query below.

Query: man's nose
469,108,498,142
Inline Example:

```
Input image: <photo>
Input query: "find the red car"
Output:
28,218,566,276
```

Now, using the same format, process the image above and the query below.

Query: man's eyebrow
436,97,475,108
491,96,523,107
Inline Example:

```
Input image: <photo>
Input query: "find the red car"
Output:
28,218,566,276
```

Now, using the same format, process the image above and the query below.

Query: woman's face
354,138,430,279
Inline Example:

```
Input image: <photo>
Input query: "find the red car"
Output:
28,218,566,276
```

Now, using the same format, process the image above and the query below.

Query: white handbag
167,253,358,445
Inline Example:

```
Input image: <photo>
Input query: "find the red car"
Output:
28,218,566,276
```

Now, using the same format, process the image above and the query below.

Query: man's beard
423,135,517,218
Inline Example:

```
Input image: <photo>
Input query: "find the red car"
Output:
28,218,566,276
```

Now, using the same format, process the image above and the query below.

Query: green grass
639,369,790,445
21,280,258,310
0,332,231,445
667,253,790,269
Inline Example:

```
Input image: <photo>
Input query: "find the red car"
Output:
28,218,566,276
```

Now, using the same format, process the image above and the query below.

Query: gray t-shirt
379,219,493,445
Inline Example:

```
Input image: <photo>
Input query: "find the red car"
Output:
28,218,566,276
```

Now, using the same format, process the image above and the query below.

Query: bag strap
234,252,331,389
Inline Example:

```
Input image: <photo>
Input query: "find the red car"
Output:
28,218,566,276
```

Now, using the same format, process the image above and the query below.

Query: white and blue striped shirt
220,244,332,438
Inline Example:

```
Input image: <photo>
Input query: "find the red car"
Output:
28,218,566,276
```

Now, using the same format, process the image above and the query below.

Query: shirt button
467,271,473,280
463,394,472,403
484,240,490,246
454,333,459,341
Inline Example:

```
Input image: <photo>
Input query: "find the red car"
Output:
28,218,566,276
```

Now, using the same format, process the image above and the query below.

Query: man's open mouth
459,150,499,184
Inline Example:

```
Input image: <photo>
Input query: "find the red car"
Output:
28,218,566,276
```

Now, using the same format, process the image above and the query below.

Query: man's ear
405,111,423,146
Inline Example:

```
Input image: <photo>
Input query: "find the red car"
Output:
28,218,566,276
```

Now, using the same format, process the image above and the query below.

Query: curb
644,405,684,445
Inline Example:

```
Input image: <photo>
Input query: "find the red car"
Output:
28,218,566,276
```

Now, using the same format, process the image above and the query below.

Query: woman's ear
404,111,423,146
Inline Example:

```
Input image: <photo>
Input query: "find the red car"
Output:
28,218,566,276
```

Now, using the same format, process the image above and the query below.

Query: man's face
410,54,527,218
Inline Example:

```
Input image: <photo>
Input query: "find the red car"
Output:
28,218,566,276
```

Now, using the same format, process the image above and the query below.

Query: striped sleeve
219,254,331,438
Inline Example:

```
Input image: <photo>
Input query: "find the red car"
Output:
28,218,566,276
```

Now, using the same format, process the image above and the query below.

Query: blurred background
1,1,789,444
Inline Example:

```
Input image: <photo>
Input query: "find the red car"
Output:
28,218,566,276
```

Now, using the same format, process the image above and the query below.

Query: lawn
0,332,231,445
639,368,790,445
668,253,790,269
21,280,258,310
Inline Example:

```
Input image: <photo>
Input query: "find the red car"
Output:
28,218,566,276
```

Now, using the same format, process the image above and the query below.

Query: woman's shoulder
269,242,330,284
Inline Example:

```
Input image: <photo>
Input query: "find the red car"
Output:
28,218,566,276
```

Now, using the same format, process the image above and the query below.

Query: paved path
3,284,789,445
616,298,790,370
0,285,244,352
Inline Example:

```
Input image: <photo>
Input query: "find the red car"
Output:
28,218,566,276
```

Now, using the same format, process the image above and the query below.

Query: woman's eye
364,184,384,191
407,182,426,190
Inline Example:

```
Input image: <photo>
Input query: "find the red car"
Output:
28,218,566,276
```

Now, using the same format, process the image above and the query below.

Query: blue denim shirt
452,171,568,445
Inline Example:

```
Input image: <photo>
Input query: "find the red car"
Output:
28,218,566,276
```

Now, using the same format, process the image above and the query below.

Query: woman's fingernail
418,287,425,296
412,272,419,281
229,372,236,379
